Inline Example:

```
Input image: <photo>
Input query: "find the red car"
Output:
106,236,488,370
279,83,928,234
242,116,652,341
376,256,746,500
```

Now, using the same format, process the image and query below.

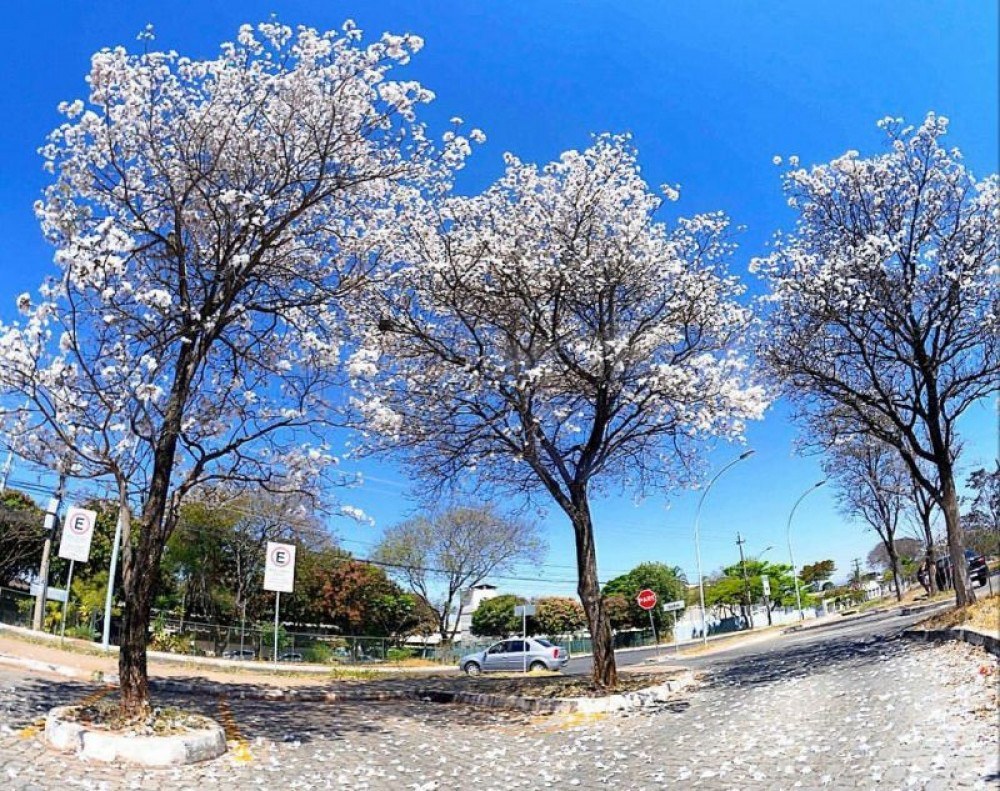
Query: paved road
0,612,996,789
566,603,954,676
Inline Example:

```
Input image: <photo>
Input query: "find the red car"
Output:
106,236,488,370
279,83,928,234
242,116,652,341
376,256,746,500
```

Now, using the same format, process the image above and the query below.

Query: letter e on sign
264,541,296,593
58,507,97,563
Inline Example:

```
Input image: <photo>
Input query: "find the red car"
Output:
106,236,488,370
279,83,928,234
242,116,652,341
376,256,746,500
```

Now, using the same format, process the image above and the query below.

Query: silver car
459,638,569,675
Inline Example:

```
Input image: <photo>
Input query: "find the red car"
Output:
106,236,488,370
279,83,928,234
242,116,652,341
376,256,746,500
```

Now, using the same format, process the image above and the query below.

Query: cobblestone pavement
0,636,996,790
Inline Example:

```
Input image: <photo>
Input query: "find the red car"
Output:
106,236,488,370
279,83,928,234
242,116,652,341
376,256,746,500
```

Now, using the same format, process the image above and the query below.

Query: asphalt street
0,598,997,789
565,602,956,676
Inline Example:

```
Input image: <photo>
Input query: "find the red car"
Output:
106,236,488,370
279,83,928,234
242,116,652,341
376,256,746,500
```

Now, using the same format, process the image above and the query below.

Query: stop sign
636,588,657,610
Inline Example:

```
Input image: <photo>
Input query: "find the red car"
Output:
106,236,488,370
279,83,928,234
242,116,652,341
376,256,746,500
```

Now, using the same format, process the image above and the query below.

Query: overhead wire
4,477,711,586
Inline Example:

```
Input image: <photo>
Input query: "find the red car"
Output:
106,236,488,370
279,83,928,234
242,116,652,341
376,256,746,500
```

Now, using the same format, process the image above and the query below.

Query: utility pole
736,532,754,629
0,400,29,495
32,471,66,631
0,447,13,495
852,558,862,587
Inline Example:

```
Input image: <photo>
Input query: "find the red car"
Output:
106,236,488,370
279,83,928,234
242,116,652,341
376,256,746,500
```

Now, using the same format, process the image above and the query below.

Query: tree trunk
568,487,616,689
940,463,975,606
116,338,199,717
118,543,157,718
923,540,939,596
887,543,902,602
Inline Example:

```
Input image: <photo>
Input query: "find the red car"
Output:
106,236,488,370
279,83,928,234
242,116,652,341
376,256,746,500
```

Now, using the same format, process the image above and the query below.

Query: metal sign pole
33,473,66,630
522,609,527,673
60,559,75,643
101,509,124,651
648,608,658,656
240,599,247,657
273,591,280,668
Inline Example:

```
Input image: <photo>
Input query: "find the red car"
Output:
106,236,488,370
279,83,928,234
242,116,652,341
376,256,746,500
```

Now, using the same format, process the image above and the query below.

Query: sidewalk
0,624,450,687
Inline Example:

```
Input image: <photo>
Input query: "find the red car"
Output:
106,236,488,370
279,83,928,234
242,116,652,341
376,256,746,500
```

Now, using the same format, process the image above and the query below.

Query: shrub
387,646,416,662
305,642,334,664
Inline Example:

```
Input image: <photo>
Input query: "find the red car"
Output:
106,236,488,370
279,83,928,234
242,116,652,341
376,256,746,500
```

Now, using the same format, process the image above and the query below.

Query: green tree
533,596,586,635
0,489,43,584
602,594,632,631
471,594,522,637
867,538,924,575
799,560,836,588
964,465,999,558
601,562,686,638
320,559,423,638
705,560,805,623
703,574,746,619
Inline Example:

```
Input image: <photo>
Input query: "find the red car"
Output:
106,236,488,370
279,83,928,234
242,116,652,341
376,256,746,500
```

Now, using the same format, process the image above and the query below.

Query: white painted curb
45,705,227,766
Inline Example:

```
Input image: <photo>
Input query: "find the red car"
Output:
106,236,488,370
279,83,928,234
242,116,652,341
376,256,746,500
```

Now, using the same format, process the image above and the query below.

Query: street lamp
787,480,826,621
756,545,773,625
694,449,755,646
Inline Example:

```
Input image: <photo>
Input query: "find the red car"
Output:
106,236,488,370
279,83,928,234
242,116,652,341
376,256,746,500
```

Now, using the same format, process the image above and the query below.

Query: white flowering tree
0,21,475,716
755,114,999,605
349,136,766,687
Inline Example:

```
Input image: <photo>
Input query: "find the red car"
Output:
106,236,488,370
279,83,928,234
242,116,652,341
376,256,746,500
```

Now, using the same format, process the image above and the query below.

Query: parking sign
58,507,97,563
264,541,296,593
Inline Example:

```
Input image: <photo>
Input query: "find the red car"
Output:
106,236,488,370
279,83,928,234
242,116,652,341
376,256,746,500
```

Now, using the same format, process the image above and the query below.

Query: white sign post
513,604,537,672
57,507,97,642
663,599,686,654
264,542,296,666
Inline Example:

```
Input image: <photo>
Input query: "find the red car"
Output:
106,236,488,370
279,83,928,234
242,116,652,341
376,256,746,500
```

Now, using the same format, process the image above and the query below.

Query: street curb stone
44,705,227,766
902,627,1000,657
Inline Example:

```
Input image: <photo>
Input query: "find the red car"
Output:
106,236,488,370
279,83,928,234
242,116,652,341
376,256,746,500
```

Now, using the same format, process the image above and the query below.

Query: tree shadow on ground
3,674,534,747
698,631,925,693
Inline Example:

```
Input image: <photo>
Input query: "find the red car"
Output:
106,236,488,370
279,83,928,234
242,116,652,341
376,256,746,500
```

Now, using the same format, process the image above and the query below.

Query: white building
451,583,499,640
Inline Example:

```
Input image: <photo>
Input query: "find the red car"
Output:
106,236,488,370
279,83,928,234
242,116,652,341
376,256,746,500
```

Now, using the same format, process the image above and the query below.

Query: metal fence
0,591,667,665
0,586,34,628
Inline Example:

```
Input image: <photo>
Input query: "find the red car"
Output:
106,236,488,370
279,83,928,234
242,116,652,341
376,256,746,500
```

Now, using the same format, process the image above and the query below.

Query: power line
3,479,695,588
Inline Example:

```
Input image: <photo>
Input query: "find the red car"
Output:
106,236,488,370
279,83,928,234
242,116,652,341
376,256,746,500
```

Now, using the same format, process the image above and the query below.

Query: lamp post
694,449,755,646
756,545,773,625
788,480,826,621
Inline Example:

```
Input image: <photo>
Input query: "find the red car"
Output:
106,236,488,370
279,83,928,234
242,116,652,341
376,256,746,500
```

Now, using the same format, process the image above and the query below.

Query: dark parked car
965,550,989,586
278,651,304,663
222,649,256,660
918,550,989,589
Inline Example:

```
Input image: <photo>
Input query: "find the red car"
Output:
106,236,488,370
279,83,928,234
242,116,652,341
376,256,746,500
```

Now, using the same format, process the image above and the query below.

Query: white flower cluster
0,18,477,505
348,134,767,492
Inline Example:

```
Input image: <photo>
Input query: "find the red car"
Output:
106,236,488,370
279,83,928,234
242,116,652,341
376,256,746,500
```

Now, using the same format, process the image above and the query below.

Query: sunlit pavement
1,623,996,790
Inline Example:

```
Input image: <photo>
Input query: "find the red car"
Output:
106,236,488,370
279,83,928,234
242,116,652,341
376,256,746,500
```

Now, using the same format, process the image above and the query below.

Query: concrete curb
45,705,227,766
0,652,88,679
902,627,1000,657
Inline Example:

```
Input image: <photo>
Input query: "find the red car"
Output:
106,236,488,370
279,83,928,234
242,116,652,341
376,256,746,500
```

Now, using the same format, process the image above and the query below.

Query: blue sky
1,2,997,595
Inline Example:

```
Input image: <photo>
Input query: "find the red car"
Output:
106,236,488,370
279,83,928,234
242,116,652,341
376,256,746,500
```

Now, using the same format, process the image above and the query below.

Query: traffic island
150,669,699,715
441,670,697,714
44,701,226,766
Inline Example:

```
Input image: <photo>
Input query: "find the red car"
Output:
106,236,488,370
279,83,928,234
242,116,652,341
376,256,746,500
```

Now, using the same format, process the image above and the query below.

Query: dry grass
70,697,215,735
918,592,999,635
